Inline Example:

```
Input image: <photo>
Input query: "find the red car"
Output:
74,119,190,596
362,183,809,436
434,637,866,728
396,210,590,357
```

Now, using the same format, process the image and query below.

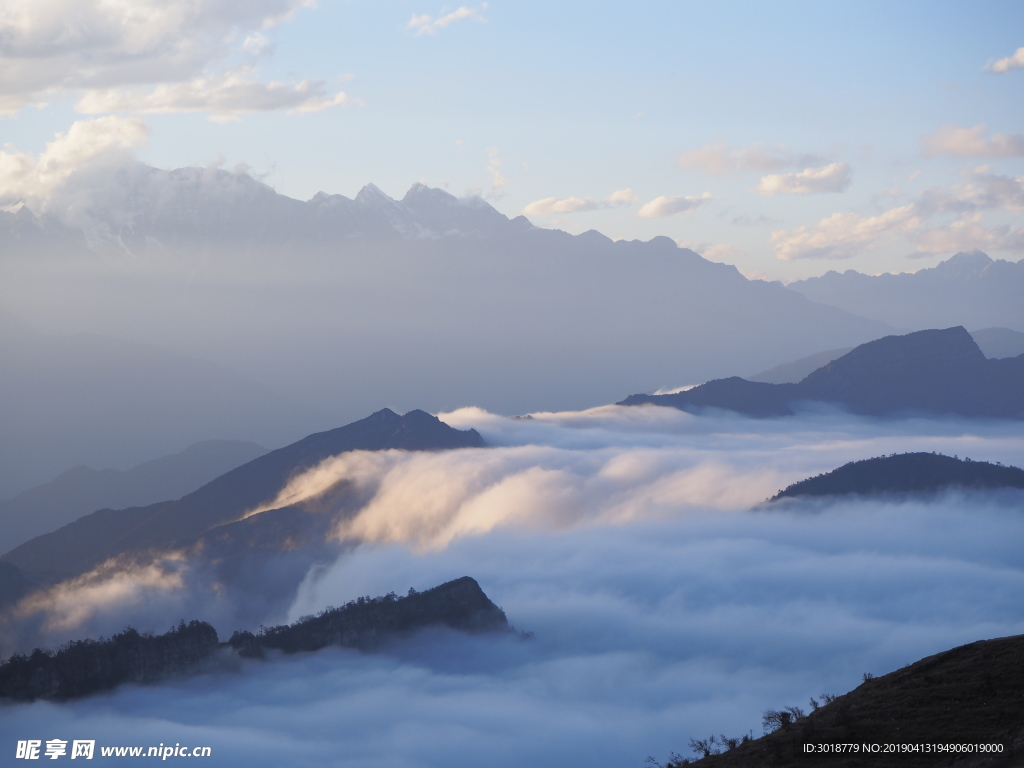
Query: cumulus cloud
771,169,1024,260
406,4,488,36
0,0,345,118
0,116,149,214
637,193,712,218
922,124,1024,157
520,189,639,216
987,46,1024,74
677,141,824,175
755,163,851,196
771,205,921,260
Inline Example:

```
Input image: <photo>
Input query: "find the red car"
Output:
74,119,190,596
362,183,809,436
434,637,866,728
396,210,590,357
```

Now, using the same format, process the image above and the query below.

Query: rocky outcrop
229,576,509,657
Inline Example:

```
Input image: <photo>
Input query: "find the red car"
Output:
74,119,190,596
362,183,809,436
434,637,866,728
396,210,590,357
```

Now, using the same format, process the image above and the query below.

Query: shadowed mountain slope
676,633,1024,767
0,440,268,554
0,577,507,702
621,327,1024,419
1,409,483,585
770,453,1024,500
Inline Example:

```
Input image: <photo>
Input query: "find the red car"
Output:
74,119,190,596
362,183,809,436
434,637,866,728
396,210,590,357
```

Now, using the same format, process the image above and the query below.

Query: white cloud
76,69,357,123
637,193,712,218
522,197,597,215
406,4,488,36
755,163,851,196
604,188,639,206
677,141,824,176
771,205,921,260
987,46,1024,74
0,116,149,211
520,189,639,216
922,124,1024,157
485,147,507,191
771,168,1024,260
0,0,338,118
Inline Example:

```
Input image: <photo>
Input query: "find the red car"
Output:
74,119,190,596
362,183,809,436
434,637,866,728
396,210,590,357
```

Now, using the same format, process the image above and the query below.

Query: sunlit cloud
76,69,357,123
986,46,1024,74
922,124,1024,158
637,193,712,218
520,189,639,216
677,141,824,176
755,163,851,196
406,4,488,36
0,116,149,212
0,0,319,116
771,168,1024,260
771,206,921,260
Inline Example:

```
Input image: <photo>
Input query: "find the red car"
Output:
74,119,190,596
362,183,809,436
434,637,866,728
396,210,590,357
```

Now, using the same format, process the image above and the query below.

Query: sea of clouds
3,405,1024,766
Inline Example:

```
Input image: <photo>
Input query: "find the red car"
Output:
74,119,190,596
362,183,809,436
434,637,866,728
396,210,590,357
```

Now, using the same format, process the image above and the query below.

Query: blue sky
2,0,1023,280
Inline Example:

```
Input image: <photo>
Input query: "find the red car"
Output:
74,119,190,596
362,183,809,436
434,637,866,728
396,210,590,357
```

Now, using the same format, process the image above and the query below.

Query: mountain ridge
621,327,1024,419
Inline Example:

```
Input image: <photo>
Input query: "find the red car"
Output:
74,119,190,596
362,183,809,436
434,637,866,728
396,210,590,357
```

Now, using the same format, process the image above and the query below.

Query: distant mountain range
788,250,1024,332
770,453,1024,500
2,168,895,432
622,327,1024,419
0,440,267,552
0,577,507,702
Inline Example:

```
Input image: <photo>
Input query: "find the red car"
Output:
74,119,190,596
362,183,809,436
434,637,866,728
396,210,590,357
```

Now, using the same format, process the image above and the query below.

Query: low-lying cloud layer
3,407,1024,767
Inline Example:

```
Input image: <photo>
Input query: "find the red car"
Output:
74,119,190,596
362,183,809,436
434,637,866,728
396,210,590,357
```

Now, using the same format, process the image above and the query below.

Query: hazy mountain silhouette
672,633,1024,767
0,441,267,553
0,577,508,702
1,168,895,429
748,327,1024,384
0,313,325,502
788,250,1024,332
621,327,1024,418
971,327,1024,359
770,453,1024,500
748,347,855,384
2,409,483,587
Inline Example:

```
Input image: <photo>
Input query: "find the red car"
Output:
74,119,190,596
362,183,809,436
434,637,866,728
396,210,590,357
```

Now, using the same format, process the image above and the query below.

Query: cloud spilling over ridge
987,47,1024,74
756,163,851,196
4,493,1024,768
238,405,1024,554
3,407,1024,767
